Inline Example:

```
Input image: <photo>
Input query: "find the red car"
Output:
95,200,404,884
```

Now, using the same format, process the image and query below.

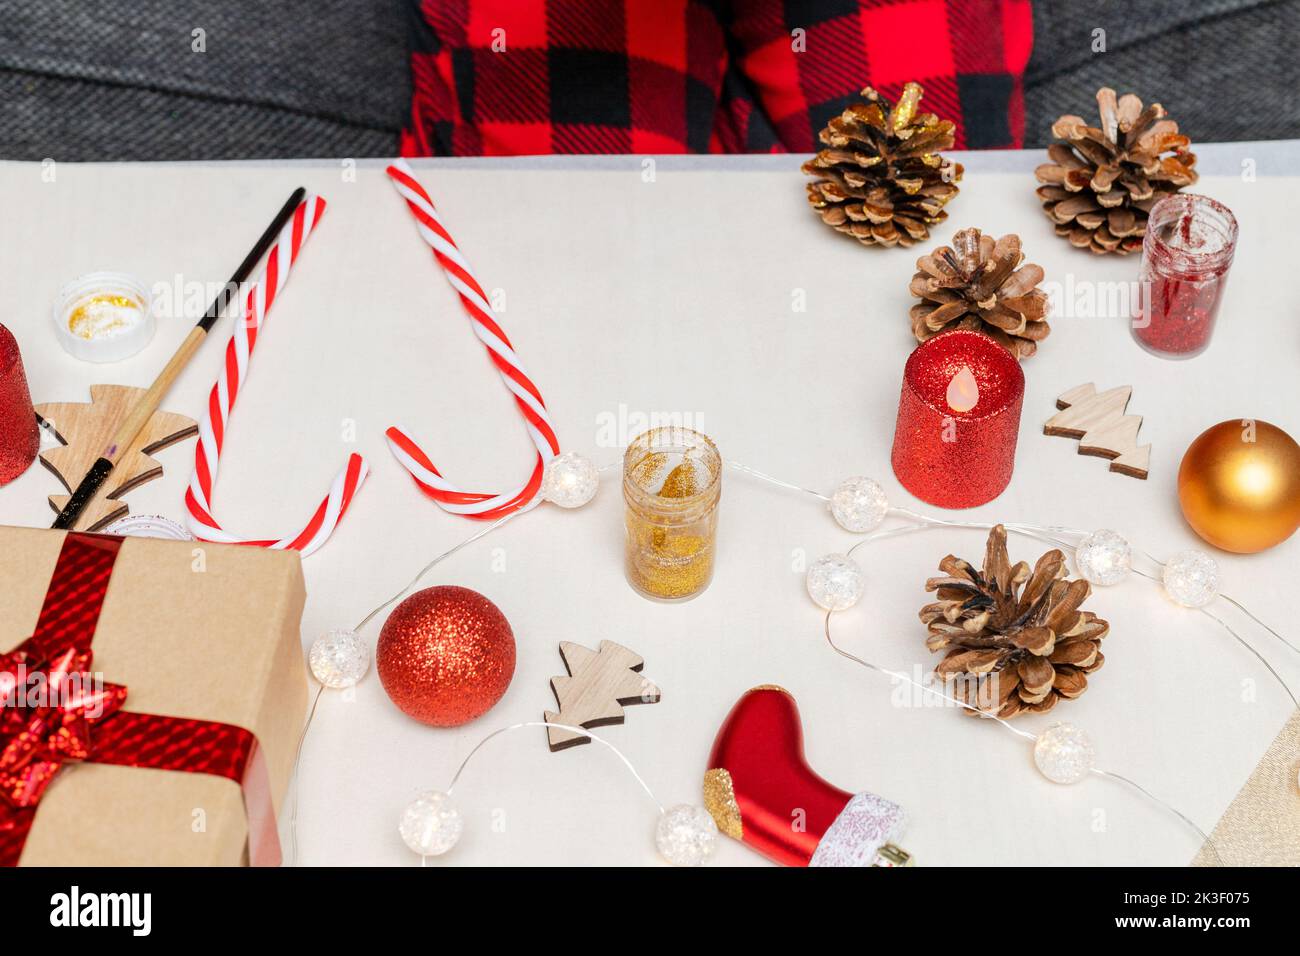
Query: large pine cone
909,228,1050,360
1035,87,1198,254
921,525,1109,719
803,82,962,248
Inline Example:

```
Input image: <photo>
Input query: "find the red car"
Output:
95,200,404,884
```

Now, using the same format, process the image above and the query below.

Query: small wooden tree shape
544,640,661,752
34,384,197,531
1044,383,1150,479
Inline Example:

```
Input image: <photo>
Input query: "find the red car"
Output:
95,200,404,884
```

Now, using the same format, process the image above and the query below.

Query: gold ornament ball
1177,420,1300,553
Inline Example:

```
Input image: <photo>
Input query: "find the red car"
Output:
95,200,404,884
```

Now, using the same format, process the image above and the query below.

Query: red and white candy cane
384,159,559,519
185,195,368,556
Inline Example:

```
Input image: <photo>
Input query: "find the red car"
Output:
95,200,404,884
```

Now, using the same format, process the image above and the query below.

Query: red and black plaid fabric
403,0,1033,156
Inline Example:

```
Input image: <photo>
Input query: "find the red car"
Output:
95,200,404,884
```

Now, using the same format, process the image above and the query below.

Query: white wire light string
289,463,624,865
288,453,1274,867
892,515,1298,708
352,507,531,632
820,525,1223,864
1218,592,1300,657
1132,566,1299,710
444,721,664,810
352,459,620,633
1104,533,1300,654
288,683,325,865
725,464,1298,704
726,460,829,502
725,466,1266,864
736,463,1233,861
401,721,665,867
289,504,532,864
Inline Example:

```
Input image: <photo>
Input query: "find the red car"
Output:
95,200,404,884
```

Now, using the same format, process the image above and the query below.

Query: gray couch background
0,0,1295,161
0,0,410,160
1026,0,1299,144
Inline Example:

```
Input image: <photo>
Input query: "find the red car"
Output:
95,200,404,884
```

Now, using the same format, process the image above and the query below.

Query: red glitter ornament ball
376,585,515,727
0,324,40,486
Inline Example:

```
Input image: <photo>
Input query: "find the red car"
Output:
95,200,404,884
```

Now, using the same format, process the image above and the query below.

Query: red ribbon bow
0,533,279,866
0,644,128,808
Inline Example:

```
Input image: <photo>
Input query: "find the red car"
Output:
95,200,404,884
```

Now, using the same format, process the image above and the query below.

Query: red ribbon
0,533,280,866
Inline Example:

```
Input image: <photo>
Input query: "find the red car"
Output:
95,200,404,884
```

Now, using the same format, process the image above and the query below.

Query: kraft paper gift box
0,526,307,866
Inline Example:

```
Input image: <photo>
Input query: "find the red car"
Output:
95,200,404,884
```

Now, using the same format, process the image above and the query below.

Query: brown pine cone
920,525,1109,719
1035,87,1198,254
803,82,963,248
909,228,1050,360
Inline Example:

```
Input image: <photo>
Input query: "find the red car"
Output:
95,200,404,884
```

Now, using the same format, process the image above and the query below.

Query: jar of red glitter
1132,194,1238,359
0,322,40,485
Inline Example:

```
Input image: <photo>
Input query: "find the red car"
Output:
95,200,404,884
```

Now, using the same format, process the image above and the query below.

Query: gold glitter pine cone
909,227,1050,360
920,525,1109,719
1035,86,1198,254
802,82,963,248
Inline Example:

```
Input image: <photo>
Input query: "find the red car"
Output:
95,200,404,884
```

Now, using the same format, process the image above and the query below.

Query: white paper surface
0,146,1296,866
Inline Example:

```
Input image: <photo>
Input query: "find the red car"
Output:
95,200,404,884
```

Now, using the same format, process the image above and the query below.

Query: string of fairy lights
298,449,1291,866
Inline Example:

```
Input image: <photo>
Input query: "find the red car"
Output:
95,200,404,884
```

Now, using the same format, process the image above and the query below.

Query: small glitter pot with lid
1131,194,1238,359
53,271,155,363
623,427,721,602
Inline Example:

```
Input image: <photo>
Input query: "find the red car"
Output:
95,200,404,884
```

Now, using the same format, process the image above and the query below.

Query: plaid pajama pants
403,0,1033,156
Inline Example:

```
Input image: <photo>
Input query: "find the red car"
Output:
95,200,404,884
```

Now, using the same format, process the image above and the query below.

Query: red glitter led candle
891,329,1024,509
0,323,40,485
1132,194,1237,359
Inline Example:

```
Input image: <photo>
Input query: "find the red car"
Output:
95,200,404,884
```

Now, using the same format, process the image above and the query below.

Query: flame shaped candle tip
946,366,979,413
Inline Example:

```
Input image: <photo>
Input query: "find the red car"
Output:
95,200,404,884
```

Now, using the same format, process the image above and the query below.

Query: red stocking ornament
703,686,911,867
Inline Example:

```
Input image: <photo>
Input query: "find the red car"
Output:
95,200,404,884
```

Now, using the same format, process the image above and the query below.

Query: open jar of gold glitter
623,427,721,602
53,271,154,363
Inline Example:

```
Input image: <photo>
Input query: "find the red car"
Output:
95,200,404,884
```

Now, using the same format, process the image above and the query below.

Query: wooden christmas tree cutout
34,384,198,531
544,640,661,752
1044,383,1150,479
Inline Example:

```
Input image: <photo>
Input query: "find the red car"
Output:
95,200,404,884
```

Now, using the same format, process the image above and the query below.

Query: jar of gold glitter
623,427,721,602
53,271,154,363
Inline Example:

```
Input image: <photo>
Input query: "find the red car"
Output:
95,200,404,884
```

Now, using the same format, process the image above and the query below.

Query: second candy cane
384,159,560,519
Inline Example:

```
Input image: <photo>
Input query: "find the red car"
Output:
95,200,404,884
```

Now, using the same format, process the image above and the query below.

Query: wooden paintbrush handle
101,326,207,464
